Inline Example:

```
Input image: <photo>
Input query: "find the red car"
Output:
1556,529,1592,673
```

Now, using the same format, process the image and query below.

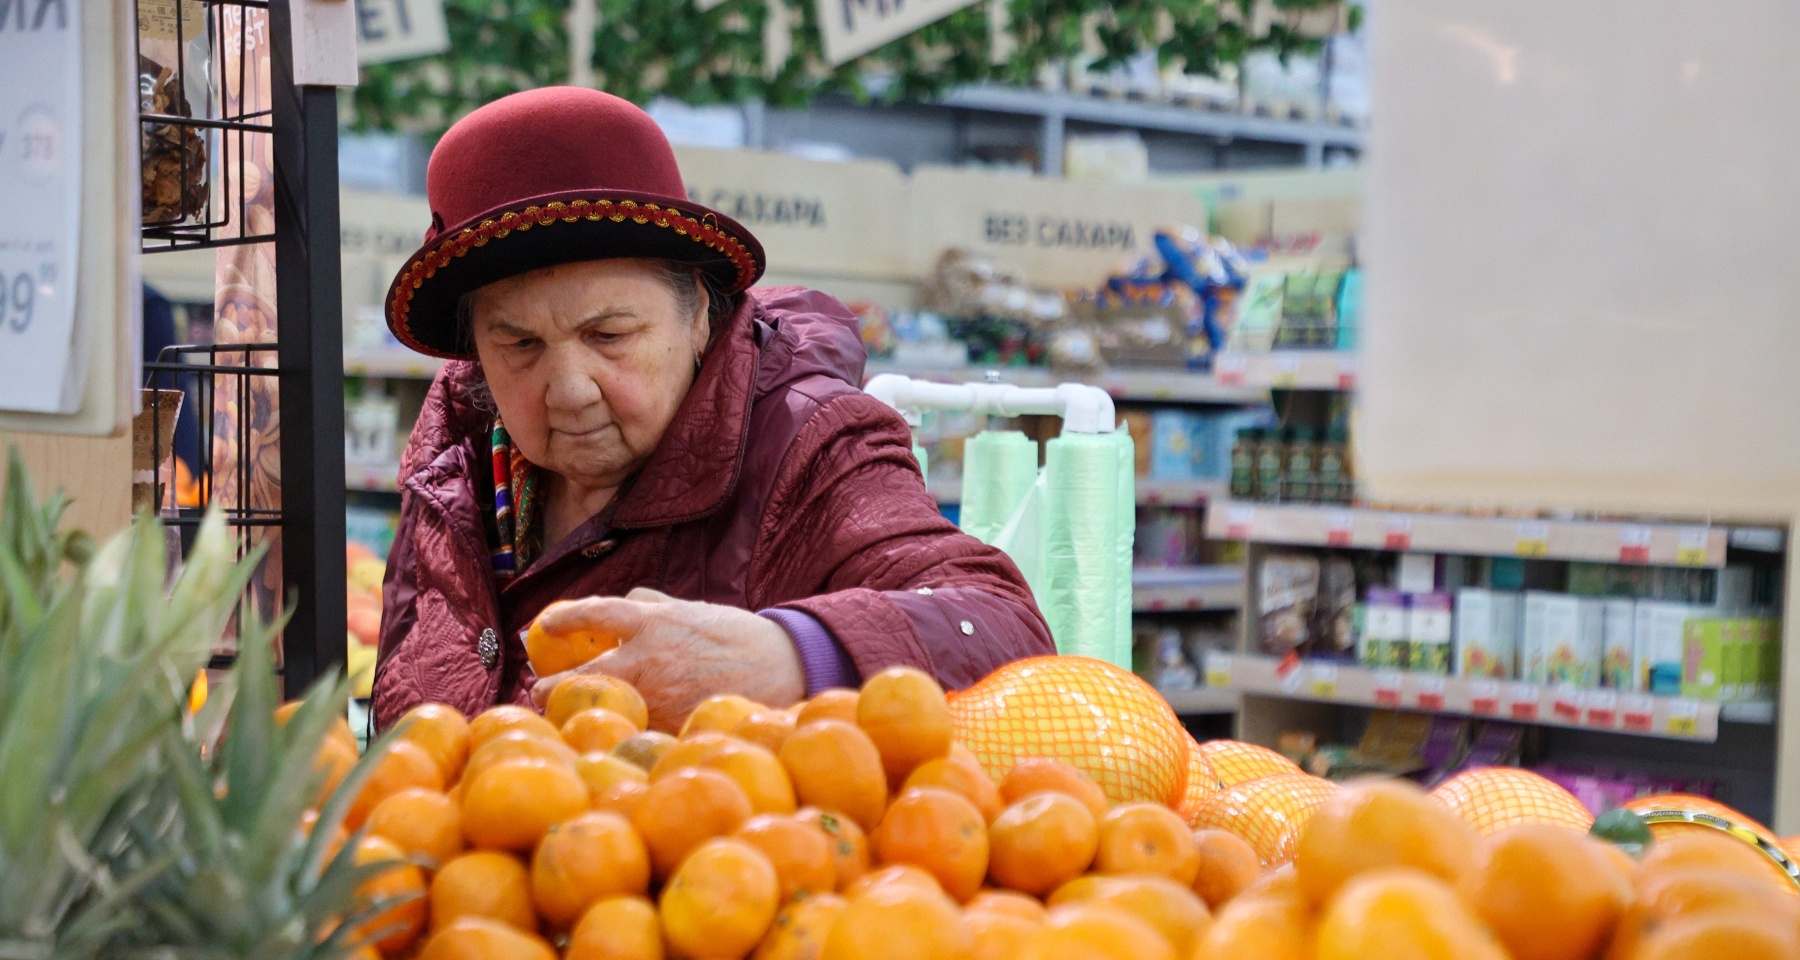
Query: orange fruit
612,730,678,772
418,916,556,960
1459,824,1630,960
1625,793,1784,849
1188,772,1341,867
780,720,889,832
965,889,1048,922
986,792,1099,896
1094,803,1200,885
873,787,990,902
1294,778,1478,905
1605,868,1800,958
659,838,781,959
1631,909,1800,960
461,757,590,852
797,807,872,890
820,881,972,960
1047,874,1210,956
592,779,649,819
299,808,349,864
1178,740,1220,826
1236,862,1304,906
396,703,473,782
575,752,649,802
1014,903,1176,960
1000,760,1109,822
366,788,464,868
350,835,427,957
844,863,946,899
349,739,446,829
796,689,859,728
905,757,1003,823
632,766,755,878
701,740,799,816
524,599,623,677
965,909,1038,960
737,710,799,753
562,708,639,755
734,814,838,901
469,705,562,750
857,667,954,783
279,700,359,753
649,731,739,778
463,731,578,788
313,736,360,808
547,674,650,732
1196,741,1299,789
531,811,652,928
1315,868,1508,960
430,851,536,932
680,694,763,738
1638,829,1796,893
1190,829,1262,910
566,896,663,960
753,893,848,960
1429,767,1594,836
1191,889,1313,960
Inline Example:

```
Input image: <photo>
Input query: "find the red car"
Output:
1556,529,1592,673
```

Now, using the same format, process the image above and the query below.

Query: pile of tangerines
308,665,1800,960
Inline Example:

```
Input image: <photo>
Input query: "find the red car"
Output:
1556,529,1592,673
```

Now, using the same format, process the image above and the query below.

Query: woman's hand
528,588,806,732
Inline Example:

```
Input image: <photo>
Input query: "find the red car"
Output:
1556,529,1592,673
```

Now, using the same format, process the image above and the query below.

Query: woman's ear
689,272,713,356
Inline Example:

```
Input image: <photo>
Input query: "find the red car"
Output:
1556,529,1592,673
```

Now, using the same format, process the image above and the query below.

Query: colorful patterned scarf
490,418,542,582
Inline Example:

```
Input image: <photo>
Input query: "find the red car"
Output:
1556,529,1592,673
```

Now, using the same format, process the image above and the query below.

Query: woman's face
469,259,710,491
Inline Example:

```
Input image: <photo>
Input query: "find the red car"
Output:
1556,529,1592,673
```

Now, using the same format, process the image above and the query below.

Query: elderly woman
372,87,1053,731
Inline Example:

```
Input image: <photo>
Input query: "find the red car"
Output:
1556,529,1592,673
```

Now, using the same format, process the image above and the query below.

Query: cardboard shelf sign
817,0,984,65
355,0,449,65
906,166,1208,289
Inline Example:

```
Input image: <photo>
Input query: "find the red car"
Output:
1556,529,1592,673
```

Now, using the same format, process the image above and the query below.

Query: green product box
1721,619,1746,701
1761,617,1780,699
1362,589,1408,669
1681,619,1726,701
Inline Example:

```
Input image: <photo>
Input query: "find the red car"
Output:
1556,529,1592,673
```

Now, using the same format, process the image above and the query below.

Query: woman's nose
542,345,605,412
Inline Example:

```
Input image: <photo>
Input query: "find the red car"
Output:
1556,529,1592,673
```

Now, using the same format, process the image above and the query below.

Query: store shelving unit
1159,687,1243,716
1211,350,1358,391
1132,565,1244,612
928,477,1227,507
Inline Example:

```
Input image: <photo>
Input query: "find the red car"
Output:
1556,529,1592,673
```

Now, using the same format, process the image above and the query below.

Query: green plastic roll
912,443,929,479
1043,432,1126,666
960,431,1040,545
1111,429,1137,669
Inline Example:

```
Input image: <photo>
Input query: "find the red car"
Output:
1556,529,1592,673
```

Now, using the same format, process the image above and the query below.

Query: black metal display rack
137,0,348,696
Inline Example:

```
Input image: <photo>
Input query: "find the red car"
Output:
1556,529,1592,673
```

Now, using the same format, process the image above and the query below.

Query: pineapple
0,449,406,960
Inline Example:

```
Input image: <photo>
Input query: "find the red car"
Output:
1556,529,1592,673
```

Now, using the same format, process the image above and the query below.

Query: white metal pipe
864,373,1117,434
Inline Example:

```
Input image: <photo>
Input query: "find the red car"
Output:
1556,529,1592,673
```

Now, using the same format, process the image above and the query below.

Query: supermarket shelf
345,349,447,379
1132,565,1244,612
346,462,401,493
930,477,1227,507
1212,351,1357,391
1204,652,1771,743
1160,687,1243,715
1205,500,1731,568
864,362,1268,405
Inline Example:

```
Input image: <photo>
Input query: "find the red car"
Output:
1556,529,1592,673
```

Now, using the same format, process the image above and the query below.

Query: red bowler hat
385,87,767,358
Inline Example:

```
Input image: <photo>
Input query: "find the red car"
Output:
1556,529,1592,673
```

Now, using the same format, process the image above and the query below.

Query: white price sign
0,0,83,413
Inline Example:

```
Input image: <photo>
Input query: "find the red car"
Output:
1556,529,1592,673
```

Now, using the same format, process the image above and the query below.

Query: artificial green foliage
350,0,1348,135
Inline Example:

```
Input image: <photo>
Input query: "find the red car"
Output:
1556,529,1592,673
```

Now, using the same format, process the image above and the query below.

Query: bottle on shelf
1283,426,1317,503
1316,427,1349,504
1253,429,1286,502
1230,428,1257,499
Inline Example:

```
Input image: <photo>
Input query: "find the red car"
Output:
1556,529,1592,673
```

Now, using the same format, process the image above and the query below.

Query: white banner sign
817,0,984,65
0,0,84,413
355,0,449,64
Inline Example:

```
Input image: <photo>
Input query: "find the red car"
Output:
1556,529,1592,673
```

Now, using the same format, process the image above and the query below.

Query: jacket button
477,628,500,669
916,587,933,596
582,539,618,559
959,620,975,636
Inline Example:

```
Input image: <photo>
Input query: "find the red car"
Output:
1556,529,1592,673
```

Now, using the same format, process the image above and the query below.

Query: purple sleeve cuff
761,608,860,697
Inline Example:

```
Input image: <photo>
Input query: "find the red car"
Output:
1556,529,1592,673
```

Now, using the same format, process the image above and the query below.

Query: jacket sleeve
751,392,1055,691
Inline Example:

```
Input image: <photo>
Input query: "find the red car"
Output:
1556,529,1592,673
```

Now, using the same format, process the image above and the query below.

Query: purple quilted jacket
371,286,1053,730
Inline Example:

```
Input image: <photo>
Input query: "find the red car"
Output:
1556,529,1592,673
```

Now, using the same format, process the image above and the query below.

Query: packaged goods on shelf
1406,591,1453,674
1601,598,1638,690
1314,556,1357,659
1258,551,1320,657
1360,587,1407,668
1453,588,1520,679
1635,601,1703,696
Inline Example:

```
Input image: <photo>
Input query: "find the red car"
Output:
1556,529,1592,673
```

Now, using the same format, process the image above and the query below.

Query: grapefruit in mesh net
1195,740,1300,788
1176,738,1220,827
948,656,1189,807
1623,793,1799,891
1429,767,1594,836
1189,771,1340,866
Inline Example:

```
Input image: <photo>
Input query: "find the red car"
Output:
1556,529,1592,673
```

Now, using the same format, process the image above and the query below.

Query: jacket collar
611,295,762,529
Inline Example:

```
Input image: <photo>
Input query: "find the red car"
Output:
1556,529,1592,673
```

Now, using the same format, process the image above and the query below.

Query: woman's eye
508,339,537,351
586,331,624,345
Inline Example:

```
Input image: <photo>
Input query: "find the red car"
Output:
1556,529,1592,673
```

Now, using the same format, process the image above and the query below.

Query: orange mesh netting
1196,739,1301,788
1429,767,1594,836
949,656,1189,807
1190,772,1340,866
1177,737,1220,826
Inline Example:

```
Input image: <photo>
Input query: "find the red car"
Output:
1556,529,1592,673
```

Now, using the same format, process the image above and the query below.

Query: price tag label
1618,526,1652,564
1470,680,1501,716
1226,505,1256,540
1336,357,1357,390
1552,686,1582,723
1621,694,1655,733
1509,683,1540,721
1216,354,1247,386
1584,690,1618,729
1202,654,1234,690
1515,521,1551,558
1676,528,1710,567
1374,670,1403,707
1326,511,1355,547
1308,663,1340,699
1272,353,1301,388
1666,699,1701,737
1384,516,1413,551
1415,675,1446,711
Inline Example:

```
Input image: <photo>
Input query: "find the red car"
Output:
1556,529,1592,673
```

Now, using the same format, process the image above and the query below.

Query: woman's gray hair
453,259,738,358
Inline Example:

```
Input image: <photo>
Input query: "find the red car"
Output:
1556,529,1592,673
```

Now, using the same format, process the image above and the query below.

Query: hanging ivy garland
349,0,1356,135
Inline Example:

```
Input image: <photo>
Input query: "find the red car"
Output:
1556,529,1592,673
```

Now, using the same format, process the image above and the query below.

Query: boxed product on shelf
1601,598,1638,690
1313,556,1358,659
1453,587,1521,679
1407,591,1453,674
1359,587,1407,668
1119,408,1153,475
1134,508,1200,567
1521,592,1588,685
1258,551,1320,657
1635,601,1705,696
1682,615,1780,702
1149,410,1195,480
